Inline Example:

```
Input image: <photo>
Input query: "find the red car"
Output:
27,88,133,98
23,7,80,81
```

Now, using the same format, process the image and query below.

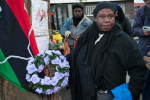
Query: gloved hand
65,31,71,37
111,83,132,100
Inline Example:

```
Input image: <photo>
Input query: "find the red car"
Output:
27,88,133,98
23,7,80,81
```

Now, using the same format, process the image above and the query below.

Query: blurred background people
132,0,150,56
133,0,150,100
60,3,92,49
132,0,150,100
114,3,133,37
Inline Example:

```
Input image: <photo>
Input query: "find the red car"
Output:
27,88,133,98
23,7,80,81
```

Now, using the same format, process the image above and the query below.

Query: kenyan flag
0,0,39,91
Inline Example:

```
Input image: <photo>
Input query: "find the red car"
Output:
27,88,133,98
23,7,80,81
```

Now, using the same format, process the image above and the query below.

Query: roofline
50,0,129,4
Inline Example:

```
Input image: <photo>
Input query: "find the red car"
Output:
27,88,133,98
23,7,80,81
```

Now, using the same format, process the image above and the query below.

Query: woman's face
95,8,116,32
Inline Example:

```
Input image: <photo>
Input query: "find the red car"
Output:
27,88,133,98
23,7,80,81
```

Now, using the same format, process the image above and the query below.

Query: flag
0,0,39,91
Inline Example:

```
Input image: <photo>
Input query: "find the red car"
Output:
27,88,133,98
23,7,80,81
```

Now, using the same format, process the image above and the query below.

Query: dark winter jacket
116,17,133,37
69,22,147,100
132,5,150,55
114,3,133,37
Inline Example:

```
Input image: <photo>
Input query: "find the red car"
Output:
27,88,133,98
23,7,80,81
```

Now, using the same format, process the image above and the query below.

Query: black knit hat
72,3,84,10
93,1,116,17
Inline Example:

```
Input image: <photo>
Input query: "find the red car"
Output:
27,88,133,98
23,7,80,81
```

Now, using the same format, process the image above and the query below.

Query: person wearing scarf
68,2,147,100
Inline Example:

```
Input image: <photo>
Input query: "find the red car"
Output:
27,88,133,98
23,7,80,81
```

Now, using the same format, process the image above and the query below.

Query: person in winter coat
60,3,92,49
68,2,147,100
132,0,150,99
114,3,133,37
132,0,150,56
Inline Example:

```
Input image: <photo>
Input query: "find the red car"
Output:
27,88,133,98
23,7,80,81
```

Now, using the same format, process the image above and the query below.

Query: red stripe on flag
6,0,39,55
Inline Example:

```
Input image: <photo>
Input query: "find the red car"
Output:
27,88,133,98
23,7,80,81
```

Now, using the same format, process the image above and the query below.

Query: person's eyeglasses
97,14,115,20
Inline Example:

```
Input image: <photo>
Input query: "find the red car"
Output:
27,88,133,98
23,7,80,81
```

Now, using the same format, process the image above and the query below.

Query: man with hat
60,3,92,49
69,2,147,100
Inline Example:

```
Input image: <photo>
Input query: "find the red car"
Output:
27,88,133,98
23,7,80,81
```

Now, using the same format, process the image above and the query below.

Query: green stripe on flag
0,49,26,91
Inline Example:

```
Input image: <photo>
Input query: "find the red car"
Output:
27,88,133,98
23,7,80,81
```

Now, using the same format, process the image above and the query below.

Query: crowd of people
59,1,150,100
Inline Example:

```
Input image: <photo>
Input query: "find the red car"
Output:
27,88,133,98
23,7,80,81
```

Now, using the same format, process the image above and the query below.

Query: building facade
50,0,134,30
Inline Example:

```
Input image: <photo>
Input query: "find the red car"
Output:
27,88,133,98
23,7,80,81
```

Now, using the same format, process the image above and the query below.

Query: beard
73,14,84,20
73,14,84,26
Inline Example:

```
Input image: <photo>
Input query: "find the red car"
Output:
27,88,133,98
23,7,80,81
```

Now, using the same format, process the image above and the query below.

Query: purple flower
35,88,43,94
30,74,40,84
26,64,37,74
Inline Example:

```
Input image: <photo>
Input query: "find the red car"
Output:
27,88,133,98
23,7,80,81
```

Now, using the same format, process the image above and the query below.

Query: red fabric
73,40,77,48
6,0,39,55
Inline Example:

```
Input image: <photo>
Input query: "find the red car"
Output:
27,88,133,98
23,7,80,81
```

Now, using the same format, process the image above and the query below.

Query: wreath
25,50,70,94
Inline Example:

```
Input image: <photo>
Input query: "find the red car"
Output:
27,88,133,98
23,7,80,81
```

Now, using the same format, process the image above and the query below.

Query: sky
134,0,144,3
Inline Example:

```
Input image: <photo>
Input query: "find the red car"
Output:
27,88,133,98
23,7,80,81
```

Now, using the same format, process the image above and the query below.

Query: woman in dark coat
114,4,133,37
69,2,146,100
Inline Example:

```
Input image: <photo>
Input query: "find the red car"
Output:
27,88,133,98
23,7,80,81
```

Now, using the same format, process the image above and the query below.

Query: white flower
54,72,64,80
46,89,53,94
35,88,43,94
51,57,61,65
41,76,51,85
61,77,68,87
45,50,52,55
53,87,61,93
52,50,62,55
27,57,34,65
37,50,45,56
26,64,37,74
25,74,31,82
59,55,66,60
44,56,49,65
59,60,69,68
37,64,44,73
30,74,40,84
64,72,69,77
50,78,59,86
